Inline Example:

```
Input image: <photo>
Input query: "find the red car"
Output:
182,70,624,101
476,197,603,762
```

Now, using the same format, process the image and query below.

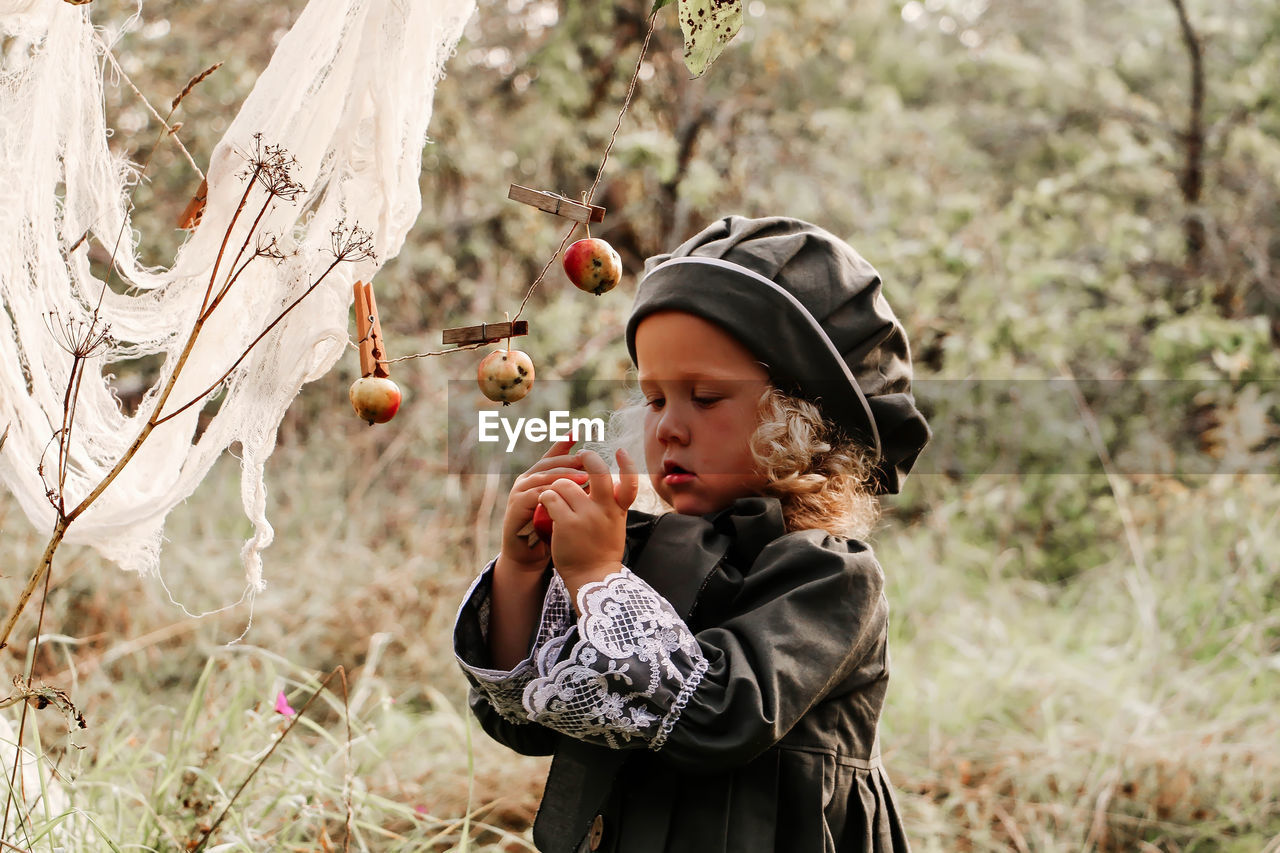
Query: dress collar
626,496,787,620
705,496,788,568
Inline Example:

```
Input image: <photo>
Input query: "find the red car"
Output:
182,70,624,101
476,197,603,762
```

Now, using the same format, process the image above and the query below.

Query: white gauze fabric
0,0,475,586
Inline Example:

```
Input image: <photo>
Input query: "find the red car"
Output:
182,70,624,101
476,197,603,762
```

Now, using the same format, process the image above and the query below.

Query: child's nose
654,406,689,445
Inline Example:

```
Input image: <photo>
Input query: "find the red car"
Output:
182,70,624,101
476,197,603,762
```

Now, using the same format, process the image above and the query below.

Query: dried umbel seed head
563,238,622,295
477,349,535,404
349,376,402,424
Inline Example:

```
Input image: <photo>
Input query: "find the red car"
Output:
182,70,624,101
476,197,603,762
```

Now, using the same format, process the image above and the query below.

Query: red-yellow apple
563,238,622,295
349,376,401,424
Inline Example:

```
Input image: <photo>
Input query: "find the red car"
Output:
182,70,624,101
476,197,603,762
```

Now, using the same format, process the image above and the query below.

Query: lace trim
457,564,575,725
523,568,707,750
652,654,709,751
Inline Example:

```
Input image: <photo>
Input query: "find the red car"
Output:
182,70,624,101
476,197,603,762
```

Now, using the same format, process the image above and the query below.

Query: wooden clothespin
441,320,529,347
508,184,605,224
353,280,390,378
177,177,208,230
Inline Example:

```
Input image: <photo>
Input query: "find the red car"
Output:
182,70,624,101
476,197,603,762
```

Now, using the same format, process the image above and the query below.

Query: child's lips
662,461,696,486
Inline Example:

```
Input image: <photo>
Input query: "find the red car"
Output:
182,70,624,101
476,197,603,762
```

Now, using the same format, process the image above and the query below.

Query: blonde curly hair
749,387,881,538
593,384,881,539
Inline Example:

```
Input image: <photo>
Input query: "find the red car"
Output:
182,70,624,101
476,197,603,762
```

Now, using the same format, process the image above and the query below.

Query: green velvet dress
454,496,912,853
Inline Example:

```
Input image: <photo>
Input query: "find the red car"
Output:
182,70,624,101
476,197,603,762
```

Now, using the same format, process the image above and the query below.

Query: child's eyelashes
642,394,722,411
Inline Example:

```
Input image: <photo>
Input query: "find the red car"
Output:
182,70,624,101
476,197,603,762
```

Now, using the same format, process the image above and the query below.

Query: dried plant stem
101,43,206,181
173,62,223,112
0,519,68,652
91,50,220,318
49,232,258,530
203,189,275,318
55,361,79,510
2,527,58,840
1,57,245,648
54,350,95,515
56,180,282,520
190,666,351,853
156,257,345,427
202,173,260,315
2,169,332,650
40,62,209,509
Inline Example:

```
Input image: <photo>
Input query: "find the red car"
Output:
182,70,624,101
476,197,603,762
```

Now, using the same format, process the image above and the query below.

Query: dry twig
191,667,352,853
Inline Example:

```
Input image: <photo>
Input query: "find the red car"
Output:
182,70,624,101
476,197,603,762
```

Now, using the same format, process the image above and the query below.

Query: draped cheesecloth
0,0,475,586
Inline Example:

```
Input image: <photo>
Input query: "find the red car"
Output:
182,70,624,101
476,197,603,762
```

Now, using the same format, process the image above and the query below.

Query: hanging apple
563,237,622,295
349,376,402,424
477,349,535,404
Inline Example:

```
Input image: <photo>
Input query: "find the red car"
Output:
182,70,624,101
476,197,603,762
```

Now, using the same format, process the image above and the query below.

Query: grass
1,366,1278,850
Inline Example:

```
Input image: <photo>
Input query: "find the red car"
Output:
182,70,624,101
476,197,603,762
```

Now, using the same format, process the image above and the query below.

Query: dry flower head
239,133,306,202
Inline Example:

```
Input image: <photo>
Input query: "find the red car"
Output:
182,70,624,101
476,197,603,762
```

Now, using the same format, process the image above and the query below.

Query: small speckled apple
477,349,535,404
349,376,402,424
563,238,622,295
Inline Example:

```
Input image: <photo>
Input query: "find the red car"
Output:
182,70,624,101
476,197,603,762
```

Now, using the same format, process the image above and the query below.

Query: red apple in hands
563,238,622,295
531,502,554,544
349,376,401,424
526,483,588,546
477,349,535,404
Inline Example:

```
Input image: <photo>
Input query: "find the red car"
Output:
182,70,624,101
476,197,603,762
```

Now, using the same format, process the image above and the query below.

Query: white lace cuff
455,562,576,726
522,567,709,750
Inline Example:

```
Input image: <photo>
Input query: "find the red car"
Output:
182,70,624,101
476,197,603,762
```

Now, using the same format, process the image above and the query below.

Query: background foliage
2,0,1278,849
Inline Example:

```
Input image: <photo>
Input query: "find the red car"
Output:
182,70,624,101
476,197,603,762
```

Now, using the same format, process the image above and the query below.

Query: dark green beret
625,215,930,495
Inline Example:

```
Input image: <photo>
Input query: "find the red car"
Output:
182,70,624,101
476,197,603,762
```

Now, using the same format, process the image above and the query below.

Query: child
454,216,931,853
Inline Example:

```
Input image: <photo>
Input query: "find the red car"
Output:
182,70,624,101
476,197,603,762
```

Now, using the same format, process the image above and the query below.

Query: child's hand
498,438,587,572
539,448,639,590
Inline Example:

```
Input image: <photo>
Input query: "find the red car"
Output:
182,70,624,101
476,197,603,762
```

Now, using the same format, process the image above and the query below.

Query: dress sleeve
454,559,577,752
515,532,887,769
521,567,710,750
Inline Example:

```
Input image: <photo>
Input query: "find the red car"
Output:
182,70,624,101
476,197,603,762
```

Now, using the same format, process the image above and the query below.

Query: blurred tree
97,0,1278,575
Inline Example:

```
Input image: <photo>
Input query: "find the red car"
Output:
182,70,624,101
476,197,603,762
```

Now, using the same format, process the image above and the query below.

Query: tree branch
1168,0,1207,266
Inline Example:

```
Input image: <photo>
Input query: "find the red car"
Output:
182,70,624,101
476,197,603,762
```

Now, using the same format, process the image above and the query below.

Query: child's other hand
498,438,587,572
539,448,639,587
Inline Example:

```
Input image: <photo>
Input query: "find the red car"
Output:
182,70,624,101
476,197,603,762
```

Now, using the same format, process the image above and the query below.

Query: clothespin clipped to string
441,319,529,347
353,280,389,378
349,281,402,425
508,184,605,224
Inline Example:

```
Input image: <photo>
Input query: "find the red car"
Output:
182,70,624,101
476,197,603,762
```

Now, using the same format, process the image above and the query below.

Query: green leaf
678,0,744,77
650,0,676,13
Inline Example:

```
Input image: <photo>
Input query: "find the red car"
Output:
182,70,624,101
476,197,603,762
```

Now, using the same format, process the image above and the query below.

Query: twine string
390,9,660,362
